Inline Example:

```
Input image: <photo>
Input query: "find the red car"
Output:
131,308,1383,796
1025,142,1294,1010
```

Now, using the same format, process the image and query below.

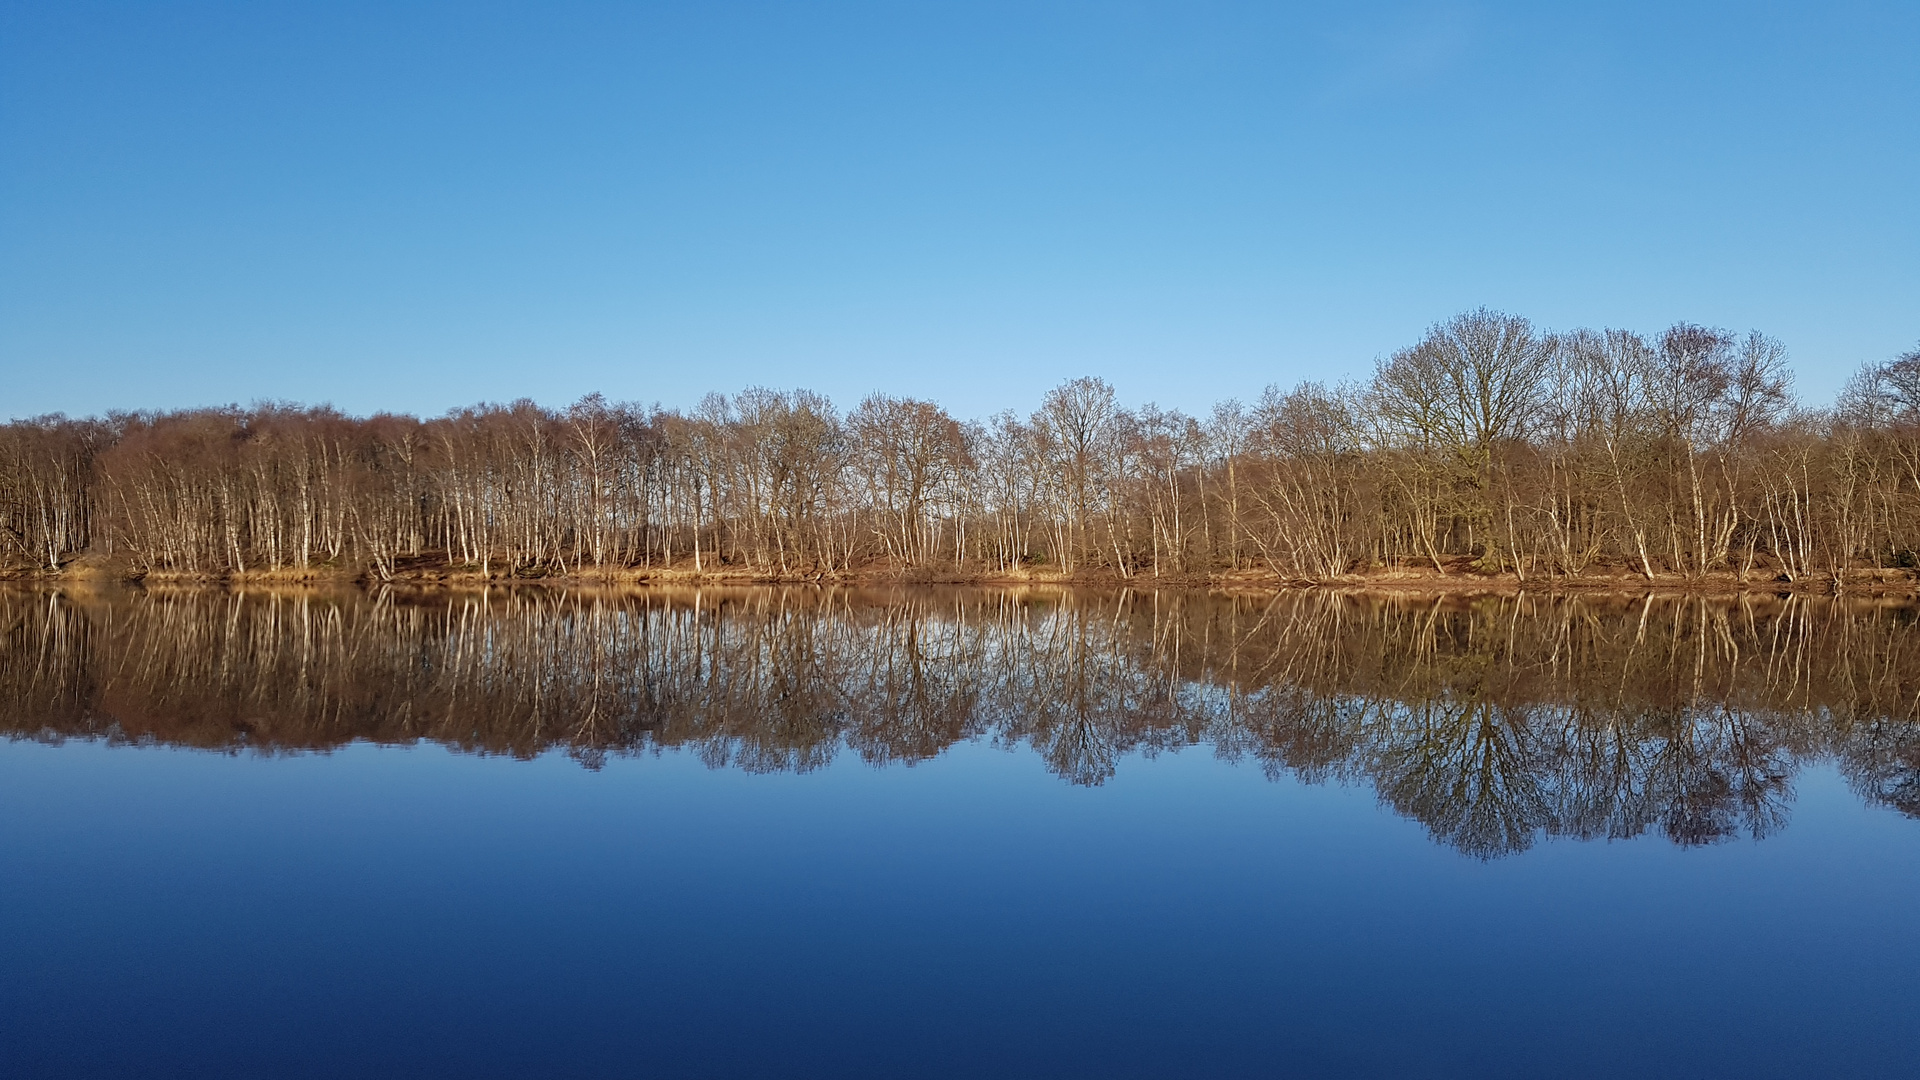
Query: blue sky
2,1,1915,421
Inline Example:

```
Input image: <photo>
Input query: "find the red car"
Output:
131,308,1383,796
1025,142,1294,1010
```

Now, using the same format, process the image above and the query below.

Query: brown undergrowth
7,552,1918,597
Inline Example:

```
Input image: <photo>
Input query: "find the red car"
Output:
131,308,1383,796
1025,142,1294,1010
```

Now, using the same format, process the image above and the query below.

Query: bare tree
5,314,1916,586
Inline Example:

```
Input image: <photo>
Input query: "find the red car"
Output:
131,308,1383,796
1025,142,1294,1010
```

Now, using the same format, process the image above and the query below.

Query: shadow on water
5,585,1920,858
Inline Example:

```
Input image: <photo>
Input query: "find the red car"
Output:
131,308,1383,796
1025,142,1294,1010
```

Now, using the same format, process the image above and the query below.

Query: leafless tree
4,315,1916,584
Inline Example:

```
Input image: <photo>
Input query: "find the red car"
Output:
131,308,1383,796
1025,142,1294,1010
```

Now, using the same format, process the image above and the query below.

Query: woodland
4,309,1920,588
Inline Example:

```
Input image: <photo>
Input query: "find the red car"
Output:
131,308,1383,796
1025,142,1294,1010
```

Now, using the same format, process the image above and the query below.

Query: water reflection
6,586,1919,857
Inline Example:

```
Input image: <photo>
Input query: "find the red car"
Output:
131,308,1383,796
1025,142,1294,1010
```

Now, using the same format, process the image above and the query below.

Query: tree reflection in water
5,586,1918,857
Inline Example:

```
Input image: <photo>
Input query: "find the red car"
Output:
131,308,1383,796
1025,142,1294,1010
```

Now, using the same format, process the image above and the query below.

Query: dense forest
4,309,1919,584
6,587,1918,856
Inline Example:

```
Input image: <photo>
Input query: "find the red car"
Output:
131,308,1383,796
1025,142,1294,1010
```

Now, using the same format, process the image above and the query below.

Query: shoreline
6,559,1919,598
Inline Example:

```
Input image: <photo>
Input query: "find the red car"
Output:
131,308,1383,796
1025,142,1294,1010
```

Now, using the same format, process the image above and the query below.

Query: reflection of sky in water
7,587,1920,856
5,587,1920,1074
2,736,1916,1078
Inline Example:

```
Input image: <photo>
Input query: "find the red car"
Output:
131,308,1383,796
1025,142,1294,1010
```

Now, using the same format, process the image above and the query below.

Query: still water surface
3,587,1918,1077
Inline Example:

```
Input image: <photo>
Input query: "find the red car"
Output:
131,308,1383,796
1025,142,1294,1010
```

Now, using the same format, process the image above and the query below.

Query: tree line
6,586,1917,856
5,309,1918,582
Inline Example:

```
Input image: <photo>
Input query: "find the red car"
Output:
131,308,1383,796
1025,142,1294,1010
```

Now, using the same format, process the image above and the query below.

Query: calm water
3,586,1918,1078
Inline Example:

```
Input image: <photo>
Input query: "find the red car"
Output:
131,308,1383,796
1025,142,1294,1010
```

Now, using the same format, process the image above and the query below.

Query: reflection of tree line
4,587,1918,856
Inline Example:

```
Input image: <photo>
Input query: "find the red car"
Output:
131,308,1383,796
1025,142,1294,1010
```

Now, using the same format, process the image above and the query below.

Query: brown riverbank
7,553,1920,597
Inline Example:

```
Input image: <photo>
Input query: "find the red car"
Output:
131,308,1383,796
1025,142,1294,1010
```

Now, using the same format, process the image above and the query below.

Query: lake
3,586,1917,1078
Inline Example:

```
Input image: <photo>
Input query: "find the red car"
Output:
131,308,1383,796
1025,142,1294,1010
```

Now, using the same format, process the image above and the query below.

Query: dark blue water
3,735,1916,1079
5,586,1920,1076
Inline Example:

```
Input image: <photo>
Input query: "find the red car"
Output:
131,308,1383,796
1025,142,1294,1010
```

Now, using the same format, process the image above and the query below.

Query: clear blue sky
2,1,1915,422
